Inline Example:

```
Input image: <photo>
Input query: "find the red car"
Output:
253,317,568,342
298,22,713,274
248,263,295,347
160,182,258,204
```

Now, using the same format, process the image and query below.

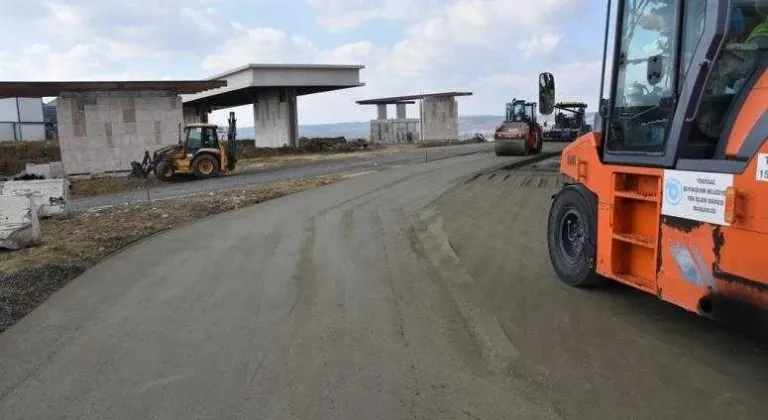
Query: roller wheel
547,185,603,287
494,141,528,156
192,154,219,179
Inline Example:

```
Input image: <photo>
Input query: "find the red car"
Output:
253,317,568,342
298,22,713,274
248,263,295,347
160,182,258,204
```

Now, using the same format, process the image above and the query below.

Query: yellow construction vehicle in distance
133,112,238,181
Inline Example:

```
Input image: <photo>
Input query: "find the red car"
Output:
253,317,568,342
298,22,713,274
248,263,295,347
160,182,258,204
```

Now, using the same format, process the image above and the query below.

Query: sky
0,0,612,126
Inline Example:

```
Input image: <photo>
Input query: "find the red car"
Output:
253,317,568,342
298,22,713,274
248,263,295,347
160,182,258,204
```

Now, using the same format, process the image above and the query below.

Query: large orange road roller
544,0,768,320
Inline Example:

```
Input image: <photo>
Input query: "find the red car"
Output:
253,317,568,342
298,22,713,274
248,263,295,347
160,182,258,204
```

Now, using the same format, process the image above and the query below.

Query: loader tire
547,184,603,287
154,160,174,182
193,154,219,179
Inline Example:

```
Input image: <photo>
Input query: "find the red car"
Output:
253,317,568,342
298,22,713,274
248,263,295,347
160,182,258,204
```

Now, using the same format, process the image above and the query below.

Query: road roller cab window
601,0,767,170
605,0,680,155
680,0,768,161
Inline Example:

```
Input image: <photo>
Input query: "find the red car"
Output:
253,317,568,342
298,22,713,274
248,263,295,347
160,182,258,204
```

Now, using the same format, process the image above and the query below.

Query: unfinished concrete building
182,64,365,148
357,92,472,144
365,101,420,144
0,81,225,175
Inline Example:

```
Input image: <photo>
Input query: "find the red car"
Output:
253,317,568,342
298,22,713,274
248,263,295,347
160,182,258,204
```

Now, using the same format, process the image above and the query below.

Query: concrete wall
252,88,298,148
421,96,459,142
58,91,183,174
370,119,420,144
183,104,209,124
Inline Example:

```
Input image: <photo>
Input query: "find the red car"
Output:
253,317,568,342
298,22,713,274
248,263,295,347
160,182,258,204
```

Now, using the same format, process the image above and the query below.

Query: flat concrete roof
206,63,365,80
357,91,473,105
182,63,365,109
0,80,227,98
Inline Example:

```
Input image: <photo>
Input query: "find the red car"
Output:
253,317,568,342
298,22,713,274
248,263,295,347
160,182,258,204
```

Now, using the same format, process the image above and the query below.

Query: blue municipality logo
665,178,683,205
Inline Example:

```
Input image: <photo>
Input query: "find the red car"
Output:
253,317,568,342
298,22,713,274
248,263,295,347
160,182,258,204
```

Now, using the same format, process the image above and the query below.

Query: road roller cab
543,0,768,320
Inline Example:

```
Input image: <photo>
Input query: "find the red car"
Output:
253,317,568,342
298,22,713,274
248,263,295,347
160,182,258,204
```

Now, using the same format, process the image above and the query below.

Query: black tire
192,154,219,179
547,184,603,287
154,160,174,181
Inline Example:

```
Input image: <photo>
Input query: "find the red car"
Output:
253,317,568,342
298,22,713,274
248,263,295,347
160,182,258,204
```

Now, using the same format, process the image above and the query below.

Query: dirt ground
0,174,341,332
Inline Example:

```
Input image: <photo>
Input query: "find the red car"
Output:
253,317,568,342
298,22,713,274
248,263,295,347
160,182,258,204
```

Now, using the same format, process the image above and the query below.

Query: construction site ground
70,142,486,210
68,144,416,198
1,143,767,419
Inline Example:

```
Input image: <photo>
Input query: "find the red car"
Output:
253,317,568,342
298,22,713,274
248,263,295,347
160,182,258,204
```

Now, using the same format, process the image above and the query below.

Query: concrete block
25,162,64,179
0,195,40,250
87,120,106,137
1,178,70,217
134,109,150,123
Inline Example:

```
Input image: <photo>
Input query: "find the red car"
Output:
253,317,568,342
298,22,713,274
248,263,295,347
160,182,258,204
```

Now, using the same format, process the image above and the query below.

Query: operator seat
712,4,767,160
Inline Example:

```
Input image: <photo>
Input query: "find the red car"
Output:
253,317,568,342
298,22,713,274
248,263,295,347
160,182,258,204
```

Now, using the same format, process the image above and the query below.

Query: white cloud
328,41,375,64
0,43,138,81
0,0,603,126
202,26,317,72
44,1,86,26
517,34,562,58
307,0,422,30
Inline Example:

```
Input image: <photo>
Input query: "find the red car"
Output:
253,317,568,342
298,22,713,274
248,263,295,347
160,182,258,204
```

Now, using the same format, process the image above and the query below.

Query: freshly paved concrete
2,143,768,419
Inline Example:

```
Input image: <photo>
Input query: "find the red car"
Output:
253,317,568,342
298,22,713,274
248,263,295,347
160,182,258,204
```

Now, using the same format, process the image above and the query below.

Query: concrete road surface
2,143,768,420
72,143,492,211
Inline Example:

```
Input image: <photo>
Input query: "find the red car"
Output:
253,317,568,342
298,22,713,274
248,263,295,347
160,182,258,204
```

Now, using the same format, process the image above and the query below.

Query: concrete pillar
420,96,459,143
396,103,407,119
253,88,298,148
377,104,388,120
183,104,209,124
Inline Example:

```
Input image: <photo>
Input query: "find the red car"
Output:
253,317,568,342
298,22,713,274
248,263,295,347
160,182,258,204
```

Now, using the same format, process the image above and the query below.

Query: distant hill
238,115,506,140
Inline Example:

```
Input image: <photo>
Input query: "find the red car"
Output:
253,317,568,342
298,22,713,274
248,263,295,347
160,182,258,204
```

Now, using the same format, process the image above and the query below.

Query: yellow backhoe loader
132,112,238,181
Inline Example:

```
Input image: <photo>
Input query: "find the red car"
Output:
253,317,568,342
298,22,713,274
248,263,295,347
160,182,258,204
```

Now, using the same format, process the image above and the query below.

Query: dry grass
0,140,61,177
69,176,164,197
0,174,342,332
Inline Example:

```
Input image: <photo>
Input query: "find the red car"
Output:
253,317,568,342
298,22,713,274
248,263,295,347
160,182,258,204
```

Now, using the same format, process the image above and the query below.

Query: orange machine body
560,70,768,316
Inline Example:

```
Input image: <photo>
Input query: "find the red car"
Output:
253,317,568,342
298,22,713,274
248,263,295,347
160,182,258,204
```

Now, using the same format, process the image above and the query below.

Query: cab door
593,0,727,298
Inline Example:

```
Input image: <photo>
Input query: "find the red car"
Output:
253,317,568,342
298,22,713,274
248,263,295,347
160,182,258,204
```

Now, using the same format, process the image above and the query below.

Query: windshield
507,102,534,123
606,0,679,152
